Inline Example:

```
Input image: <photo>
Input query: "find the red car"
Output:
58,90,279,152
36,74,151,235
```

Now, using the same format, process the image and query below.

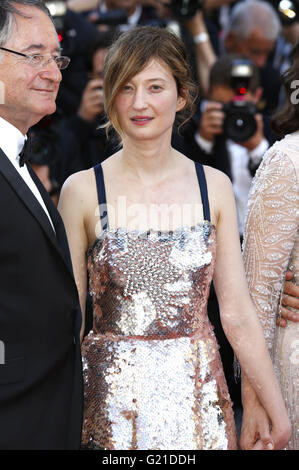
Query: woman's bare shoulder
202,166,235,224
61,168,95,192
203,165,232,192
58,168,97,212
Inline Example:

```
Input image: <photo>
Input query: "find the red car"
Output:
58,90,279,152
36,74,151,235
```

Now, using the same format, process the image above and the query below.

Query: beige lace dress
243,131,299,449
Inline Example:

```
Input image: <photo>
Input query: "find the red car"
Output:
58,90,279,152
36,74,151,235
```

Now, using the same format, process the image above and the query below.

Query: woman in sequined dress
241,42,299,450
58,26,290,450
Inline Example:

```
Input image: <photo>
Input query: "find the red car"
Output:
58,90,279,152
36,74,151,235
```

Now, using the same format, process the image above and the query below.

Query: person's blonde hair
103,26,198,139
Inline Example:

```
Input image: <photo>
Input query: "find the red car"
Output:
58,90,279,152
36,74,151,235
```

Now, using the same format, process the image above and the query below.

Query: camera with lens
268,0,299,26
170,0,204,19
222,60,257,143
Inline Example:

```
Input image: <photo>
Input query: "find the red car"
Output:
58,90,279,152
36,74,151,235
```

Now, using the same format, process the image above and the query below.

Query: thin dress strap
94,163,109,231
194,162,211,222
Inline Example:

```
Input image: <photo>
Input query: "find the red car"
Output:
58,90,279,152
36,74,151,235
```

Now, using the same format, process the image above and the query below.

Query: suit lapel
27,163,76,278
27,164,81,334
0,148,74,279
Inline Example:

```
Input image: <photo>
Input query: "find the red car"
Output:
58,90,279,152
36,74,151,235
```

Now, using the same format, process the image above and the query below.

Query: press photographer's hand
198,101,225,142
238,113,264,150
78,78,104,122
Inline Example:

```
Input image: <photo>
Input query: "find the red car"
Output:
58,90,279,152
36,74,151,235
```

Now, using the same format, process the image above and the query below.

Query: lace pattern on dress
242,135,299,449
243,147,298,354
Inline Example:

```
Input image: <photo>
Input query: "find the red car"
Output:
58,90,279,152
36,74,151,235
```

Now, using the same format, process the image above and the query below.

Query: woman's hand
278,270,299,327
241,382,291,450
240,398,274,450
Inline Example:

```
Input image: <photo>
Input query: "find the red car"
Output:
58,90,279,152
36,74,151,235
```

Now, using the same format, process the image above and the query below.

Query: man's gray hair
226,0,281,41
0,1,53,47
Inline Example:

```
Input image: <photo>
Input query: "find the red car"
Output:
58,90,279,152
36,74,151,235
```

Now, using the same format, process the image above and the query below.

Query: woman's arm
206,167,291,448
58,172,90,343
239,375,273,450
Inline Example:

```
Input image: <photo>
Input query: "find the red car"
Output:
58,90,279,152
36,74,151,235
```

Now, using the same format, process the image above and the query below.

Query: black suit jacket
0,148,83,449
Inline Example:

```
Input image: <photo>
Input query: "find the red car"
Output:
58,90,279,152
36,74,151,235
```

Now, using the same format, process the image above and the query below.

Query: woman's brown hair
271,41,299,138
103,26,198,139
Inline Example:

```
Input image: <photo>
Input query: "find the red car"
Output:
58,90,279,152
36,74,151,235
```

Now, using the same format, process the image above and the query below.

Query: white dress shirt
0,117,55,232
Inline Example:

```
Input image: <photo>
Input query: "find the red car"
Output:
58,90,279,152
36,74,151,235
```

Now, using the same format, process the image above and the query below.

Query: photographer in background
187,56,275,239
223,0,282,115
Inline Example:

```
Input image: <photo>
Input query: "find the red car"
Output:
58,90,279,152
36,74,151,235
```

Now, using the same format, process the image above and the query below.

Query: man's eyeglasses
0,46,71,70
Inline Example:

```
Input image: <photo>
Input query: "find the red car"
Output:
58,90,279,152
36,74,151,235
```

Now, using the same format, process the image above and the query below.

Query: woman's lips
131,116,153,125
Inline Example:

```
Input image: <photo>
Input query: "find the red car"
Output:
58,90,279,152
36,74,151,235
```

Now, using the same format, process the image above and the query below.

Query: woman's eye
150,85,162,92
121,85,133,92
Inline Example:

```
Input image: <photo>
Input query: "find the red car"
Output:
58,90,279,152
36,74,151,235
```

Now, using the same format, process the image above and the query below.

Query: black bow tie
19,139,31,167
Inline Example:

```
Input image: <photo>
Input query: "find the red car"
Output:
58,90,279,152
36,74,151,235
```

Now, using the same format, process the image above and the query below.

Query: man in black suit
0,0,83,449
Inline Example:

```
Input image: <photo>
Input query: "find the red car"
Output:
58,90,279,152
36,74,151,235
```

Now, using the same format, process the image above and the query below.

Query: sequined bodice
87,222,216,338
